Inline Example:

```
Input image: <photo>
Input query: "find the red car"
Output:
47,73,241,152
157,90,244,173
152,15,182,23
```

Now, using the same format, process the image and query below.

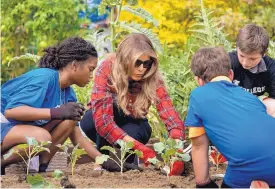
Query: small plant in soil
3,136,51,175
95,140,142,175
147,138,191,183
56,143,86,176
27,169,64,188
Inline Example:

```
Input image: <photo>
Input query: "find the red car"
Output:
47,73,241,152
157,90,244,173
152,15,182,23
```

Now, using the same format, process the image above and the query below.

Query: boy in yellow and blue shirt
185,46,275,188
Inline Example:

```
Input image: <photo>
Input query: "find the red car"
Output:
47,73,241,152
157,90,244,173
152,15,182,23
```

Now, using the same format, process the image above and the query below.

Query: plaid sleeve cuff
106,127,127,144
169,128,185,140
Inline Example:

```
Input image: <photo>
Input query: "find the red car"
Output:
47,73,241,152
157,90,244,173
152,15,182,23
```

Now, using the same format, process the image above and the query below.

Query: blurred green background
2,0,275,138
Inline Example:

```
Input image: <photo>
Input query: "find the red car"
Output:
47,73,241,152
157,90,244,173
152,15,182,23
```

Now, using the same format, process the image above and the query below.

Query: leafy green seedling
27,169,63,188
27,173,55,188
52,169,64,179
3,136,51,175
95,139,142,175
56,143,86,176
147,138,191,182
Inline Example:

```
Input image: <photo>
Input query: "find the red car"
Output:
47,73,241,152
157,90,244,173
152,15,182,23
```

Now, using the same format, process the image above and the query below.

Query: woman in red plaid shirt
80,33,185,175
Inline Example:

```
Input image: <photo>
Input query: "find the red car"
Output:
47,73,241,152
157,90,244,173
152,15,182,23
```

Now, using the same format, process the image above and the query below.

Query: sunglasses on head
135,58,154,69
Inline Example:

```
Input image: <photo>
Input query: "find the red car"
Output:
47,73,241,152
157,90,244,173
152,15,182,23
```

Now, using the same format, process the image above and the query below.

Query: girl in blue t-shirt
1,37,142,175
1,37,99,174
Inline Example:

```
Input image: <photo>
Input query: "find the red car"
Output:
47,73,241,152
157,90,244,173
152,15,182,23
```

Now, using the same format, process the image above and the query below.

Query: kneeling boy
186,46,275,188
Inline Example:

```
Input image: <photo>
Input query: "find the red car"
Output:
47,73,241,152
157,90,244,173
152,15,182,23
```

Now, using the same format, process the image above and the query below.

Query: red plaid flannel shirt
89,59,185,144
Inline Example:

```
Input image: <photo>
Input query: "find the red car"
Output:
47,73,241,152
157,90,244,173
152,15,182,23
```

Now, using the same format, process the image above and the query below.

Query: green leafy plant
27,173,55,188
1,53,41,84
56,143,87,176
95,139,142,175
147,138,191,182
268,40,275,58
3,136,51,175
151,0,235,141
87,0,162,53
1,0,87,83
253,7,275,41
72,81,94,106
52,169,64,179
190,0,233,51
1,0,86,62
147,106,167,139
7,53,41,66
27,169,64,188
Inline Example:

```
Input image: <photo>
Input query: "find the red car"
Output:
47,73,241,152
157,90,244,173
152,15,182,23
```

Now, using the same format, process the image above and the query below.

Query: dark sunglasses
135,58,154,69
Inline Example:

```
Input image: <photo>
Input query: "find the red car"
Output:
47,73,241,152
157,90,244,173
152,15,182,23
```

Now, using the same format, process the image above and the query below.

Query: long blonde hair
111,33,162,118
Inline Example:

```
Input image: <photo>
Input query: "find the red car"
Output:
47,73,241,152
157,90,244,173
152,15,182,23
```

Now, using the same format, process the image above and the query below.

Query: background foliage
1,0,87,83
2,0,275,139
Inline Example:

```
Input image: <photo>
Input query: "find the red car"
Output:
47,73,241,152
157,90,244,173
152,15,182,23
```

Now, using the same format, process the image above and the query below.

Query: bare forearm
70,127,101,160
191,134,210,184
5,106,51,121
192,145,210,183
263,98,275,117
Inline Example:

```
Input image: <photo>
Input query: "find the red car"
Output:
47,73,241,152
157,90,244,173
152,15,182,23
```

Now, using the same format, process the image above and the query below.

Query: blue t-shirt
1,68,77,127
185,80,275,188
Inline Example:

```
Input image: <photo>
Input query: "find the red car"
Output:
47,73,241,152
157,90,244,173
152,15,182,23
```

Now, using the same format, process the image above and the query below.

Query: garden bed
1,162,226,188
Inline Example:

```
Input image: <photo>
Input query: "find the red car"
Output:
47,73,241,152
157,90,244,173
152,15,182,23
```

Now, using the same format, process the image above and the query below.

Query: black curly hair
38,37,98,69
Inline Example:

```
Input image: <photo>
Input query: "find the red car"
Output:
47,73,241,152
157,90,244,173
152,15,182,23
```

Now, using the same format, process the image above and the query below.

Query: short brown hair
191,46,231,82
236,24,269,55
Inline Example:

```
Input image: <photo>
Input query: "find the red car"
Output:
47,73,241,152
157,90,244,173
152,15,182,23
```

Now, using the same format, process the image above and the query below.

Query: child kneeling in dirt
185,46,275,188
1,37,134,175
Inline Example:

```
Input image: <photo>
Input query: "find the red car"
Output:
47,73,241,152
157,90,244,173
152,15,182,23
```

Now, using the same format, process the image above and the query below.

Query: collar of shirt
248,58,267,74
210,76,231,82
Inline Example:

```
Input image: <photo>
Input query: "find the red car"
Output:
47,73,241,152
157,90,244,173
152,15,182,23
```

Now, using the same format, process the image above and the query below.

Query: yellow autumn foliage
120,0,275,47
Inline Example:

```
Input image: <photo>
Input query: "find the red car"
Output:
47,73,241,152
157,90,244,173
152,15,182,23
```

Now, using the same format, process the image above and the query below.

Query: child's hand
50,102,85,121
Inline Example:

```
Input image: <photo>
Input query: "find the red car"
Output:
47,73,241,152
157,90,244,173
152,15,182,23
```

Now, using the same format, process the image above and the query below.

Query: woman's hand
133,140,156,166
100,159,143,172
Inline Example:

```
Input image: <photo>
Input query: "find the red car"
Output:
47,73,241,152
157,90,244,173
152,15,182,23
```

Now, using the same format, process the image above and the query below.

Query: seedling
3,136,51,175
95,140,142,175
27,169,64,188
56,143,86,176
27,173,55,188
52,169,64,179
148,138,191,182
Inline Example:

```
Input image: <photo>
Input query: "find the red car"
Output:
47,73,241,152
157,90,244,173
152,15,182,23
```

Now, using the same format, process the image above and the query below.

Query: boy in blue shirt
185,46,275,188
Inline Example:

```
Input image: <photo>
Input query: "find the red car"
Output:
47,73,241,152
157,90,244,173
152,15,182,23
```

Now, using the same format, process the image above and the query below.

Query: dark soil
1,162,226,188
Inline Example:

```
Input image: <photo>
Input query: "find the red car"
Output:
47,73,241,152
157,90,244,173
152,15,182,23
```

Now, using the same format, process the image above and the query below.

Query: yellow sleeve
189,127,206,138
